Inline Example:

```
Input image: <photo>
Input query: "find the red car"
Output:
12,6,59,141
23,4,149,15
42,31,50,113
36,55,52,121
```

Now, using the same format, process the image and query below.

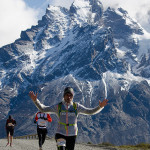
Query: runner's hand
99,99,108,108
29,91,38,102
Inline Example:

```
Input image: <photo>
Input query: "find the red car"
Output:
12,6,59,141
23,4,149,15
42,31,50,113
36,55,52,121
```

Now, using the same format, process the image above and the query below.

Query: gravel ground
0,139,117,150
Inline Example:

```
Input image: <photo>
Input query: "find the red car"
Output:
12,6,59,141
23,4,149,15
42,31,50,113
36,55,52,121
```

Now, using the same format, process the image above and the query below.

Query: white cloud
0,0,38,47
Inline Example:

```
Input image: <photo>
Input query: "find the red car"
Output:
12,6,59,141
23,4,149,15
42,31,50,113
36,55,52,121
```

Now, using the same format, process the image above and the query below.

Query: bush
135,143,150,148
101,142,114,146
118,143,150,149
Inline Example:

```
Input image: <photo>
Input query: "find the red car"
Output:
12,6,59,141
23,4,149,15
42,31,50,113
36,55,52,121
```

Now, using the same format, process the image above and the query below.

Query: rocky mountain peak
70,0,103,24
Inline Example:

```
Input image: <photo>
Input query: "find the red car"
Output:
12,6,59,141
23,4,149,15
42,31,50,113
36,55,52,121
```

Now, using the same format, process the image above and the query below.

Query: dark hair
9,115,12,119
64,87,74,96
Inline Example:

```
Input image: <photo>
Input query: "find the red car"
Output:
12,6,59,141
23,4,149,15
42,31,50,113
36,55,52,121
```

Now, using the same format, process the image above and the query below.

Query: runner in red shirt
34,112,52,150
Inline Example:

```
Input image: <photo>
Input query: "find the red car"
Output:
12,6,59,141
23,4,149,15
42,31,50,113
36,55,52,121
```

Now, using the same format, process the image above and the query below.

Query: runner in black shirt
5,115,16,147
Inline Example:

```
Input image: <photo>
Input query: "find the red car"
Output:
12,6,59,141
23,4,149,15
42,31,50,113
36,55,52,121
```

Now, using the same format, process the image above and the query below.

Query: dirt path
0,139,117,150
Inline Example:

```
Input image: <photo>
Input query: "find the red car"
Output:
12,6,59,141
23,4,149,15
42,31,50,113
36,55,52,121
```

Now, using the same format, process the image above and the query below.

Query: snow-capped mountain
0,0,150,146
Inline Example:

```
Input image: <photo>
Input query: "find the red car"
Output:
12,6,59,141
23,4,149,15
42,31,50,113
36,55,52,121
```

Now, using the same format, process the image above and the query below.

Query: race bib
38,120,46,126
8,123,14,126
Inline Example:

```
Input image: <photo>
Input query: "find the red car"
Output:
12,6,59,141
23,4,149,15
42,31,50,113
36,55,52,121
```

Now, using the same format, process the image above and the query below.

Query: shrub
135,143,150,148
101,142,114,146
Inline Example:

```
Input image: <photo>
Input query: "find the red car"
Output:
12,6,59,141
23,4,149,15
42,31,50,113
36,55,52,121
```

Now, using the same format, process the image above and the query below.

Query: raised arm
78,99,108,115
29,91,57,114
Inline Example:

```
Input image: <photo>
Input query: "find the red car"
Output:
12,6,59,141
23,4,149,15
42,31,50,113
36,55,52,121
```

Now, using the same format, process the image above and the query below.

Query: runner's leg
57,146,66,150
55,133,66,150
41,128,47,145
10,128,14,146
6,130,10,146
66,135,76,150
37,128,42,148
10,136,13,146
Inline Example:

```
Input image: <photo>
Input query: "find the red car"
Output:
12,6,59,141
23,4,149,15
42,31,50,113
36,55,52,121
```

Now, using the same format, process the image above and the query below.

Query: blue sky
0,0,150,47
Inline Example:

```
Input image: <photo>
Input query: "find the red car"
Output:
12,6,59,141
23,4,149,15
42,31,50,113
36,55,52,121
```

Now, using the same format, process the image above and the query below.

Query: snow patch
116,48,126,58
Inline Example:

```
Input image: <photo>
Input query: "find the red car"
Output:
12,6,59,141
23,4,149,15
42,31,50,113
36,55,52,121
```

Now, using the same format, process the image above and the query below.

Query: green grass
87,142,150,150
100,142,114,146
117,143,150,149
112,143,150,150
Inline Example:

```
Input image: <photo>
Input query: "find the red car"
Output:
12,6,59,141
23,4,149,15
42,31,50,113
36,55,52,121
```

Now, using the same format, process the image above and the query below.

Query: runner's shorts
6,127,14,136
